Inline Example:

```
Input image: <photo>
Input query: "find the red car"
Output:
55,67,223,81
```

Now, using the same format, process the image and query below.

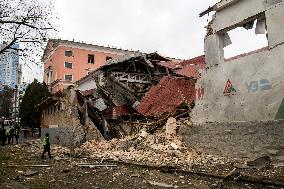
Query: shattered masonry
38,52,204,146
37,0,284,160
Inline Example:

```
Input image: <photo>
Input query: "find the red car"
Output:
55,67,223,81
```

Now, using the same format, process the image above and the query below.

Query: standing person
0,127,3,144
14,126,20,144
0,119,3,143
6,127,11,144
0,126,4,146
31,127,36,137
10,127,15,144
1,128,6,146
41,133,52,159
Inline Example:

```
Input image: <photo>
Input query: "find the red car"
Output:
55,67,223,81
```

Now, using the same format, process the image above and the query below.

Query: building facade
0,43,21,91
42,39,138,93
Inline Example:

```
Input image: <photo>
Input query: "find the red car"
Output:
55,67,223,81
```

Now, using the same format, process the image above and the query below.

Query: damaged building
182,0,284,158
194,0,284,123
37,52,205,146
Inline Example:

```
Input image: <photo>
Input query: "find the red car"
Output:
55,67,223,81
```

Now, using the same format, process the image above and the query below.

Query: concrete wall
42,121,102,147
192,1,284,124
180,121,284,159
42,89,102,147
212,0,282,33
77,78,97,91
42,127,74,147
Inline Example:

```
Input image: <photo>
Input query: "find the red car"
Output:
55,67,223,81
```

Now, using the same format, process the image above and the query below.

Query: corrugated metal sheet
159,55,205,79
136,76,196,116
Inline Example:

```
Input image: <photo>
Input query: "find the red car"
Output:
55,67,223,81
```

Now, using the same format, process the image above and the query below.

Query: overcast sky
23,0,268,83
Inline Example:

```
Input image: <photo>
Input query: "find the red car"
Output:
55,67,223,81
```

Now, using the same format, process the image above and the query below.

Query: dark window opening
65,50,73,57
65,62,73,69
106,56,112,61
88,54,95,64
65,74,72,81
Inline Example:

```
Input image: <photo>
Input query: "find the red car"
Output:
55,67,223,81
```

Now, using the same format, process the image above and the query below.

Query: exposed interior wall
212,0,265,33
211,0,282,33
77,78,97,91
42,89,103,146
193,0,284,124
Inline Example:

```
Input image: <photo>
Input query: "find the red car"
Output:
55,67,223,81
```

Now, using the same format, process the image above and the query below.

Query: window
65,62,73,69
64,74,73,81
65,50,73,57
223,18,268,59
106,56,112,61
88,54,95,64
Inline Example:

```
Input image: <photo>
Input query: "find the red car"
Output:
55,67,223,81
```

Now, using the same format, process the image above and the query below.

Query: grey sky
54,0,219,59
23,0,268,82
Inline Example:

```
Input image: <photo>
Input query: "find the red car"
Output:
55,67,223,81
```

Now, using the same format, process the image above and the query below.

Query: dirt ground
0,139,284,189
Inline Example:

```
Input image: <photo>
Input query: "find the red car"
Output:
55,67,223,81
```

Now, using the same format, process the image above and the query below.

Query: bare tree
0,0,56,63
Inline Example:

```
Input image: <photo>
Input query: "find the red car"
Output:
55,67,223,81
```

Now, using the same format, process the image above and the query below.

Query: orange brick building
42,39,137,93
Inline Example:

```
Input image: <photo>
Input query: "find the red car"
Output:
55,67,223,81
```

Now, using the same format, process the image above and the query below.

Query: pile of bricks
80,126,227,168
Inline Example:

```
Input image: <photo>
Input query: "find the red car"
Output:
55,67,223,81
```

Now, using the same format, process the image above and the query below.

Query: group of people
0,125,52,159
0,118,52,159
0,126,20,146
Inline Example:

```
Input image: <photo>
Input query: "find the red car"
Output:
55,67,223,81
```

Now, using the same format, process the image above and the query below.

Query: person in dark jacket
10,127,15,143
41,133,52,159
14,126,20,144
0,126,5,146
6,127,11,144
31,127,36,137
0,127,3,145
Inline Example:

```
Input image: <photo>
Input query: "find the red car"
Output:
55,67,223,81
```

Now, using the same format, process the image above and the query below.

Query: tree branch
0,38,18,54
0,20,39,29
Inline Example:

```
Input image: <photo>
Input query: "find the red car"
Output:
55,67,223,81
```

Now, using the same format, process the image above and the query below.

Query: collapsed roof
137,76,196,117
159,55,205,79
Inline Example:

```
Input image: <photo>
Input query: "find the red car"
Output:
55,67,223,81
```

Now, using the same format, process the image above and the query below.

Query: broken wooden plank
77,163,117,168
109,159,284,188
23,170,39,176
7,165,50,167
146,180,174,188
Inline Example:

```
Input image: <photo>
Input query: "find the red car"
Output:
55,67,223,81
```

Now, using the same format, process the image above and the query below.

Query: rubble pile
22,139,73,158
80,127,227,168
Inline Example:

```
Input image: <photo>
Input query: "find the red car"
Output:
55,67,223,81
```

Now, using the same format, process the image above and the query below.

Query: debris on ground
246,155,272,169
77,163,117,168
146,180,175,188
80,128,228,168
1,137,284,189
22,170,39,176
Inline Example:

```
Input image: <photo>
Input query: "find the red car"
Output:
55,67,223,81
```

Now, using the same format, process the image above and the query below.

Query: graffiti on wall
223,79,237,96
196,87,204,100
275,97,284,120
246,79,272,93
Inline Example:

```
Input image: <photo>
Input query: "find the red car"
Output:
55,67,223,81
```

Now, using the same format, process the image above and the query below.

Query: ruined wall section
43,89,102,146
193,46,284,123
77,78,97,91
212,0,274,33
192,1,284,123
